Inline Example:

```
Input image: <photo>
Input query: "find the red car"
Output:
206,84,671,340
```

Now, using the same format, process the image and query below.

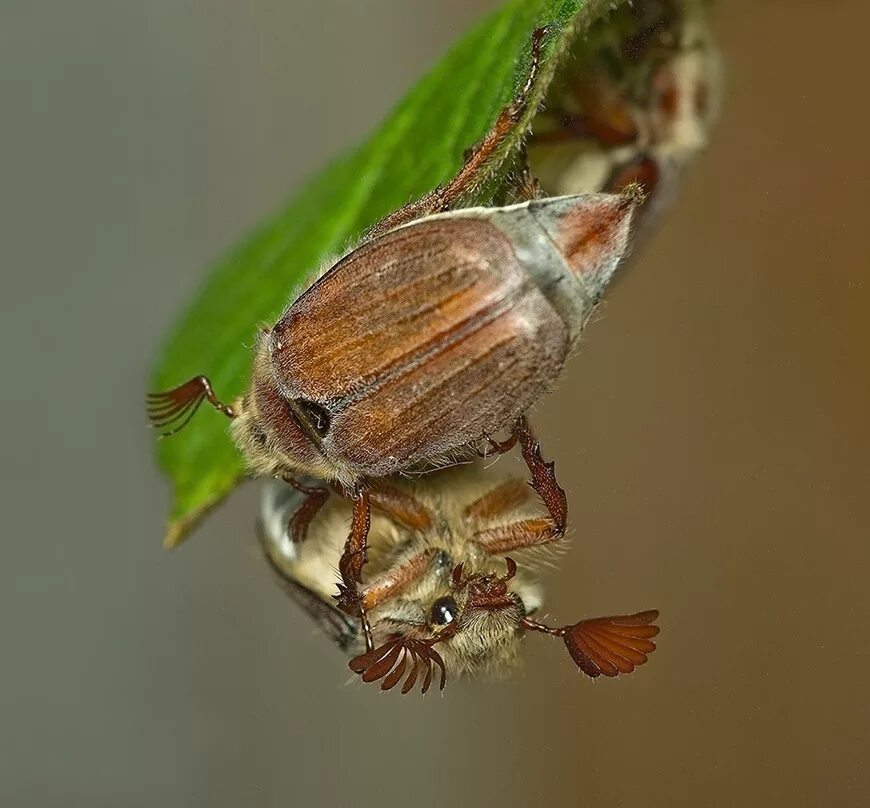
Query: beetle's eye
251,427,268,447
430,596,457,626
295,398,331,437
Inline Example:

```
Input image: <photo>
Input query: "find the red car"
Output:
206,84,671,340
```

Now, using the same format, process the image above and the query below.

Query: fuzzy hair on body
259,462,555,679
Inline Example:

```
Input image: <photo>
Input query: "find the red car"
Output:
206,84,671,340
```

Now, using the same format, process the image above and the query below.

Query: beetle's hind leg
516,417,567,535
364,26,549,240
472,417,568,555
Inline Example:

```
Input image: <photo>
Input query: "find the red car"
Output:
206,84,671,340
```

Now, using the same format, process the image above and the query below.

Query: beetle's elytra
237,190,639,486
148,188,639,489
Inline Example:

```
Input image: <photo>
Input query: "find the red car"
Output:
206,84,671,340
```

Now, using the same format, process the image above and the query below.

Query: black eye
430,596,457,626
294,398,332,437
251,427,267,447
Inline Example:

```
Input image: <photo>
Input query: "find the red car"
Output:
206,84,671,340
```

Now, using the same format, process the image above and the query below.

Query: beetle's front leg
364,26,549,241
368,482,433,532
335,489,374,649
473,417,568,555
336,489,371,605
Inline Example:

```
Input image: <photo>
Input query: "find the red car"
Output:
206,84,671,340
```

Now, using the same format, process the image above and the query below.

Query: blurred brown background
1,1,868,806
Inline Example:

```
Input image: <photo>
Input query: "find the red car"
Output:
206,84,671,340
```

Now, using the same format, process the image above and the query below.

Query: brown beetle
148,29,642,648
259,461,659,693
529,0,721,247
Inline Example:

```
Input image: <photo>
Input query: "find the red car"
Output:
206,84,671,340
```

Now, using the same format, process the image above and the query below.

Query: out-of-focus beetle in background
529,0,720,249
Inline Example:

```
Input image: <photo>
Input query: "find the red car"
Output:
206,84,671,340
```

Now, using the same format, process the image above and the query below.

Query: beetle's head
230,339,338,482
354,554,660,694
350,556,537,693
146,337,339,484
437,558,530,670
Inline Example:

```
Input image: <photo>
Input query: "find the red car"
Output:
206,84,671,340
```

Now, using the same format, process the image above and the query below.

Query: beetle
147,28,642,648
528,0,721,248
259,460,659,693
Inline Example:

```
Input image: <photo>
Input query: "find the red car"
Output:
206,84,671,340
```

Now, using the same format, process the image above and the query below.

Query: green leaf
150,0,625,548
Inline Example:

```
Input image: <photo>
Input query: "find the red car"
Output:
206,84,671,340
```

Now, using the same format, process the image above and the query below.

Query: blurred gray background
2,1,868,806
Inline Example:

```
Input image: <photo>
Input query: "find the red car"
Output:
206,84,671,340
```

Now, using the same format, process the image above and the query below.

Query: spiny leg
430,26,546,205
359,549,438,612
335,489,374,649
516,416,567,532
335,484,434,647
477,431,519,458
474,416,567,555
283,476,330,543
364,26,549,241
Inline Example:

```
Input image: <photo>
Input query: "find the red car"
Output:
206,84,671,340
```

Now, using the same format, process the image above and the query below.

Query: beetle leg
335,489,375,648
475,517,563,555
515,416,567,535
476,430,519,458
474,417,567,555
283,476,330,543
464,478,532,524
360,549,438,612
503,145,544,204
528,65,664,198
336,488,371,603
432,25,546,204
368,483,433,532
364,26,549,240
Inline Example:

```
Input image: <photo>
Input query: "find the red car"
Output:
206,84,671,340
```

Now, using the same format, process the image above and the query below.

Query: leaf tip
162,491,231,550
